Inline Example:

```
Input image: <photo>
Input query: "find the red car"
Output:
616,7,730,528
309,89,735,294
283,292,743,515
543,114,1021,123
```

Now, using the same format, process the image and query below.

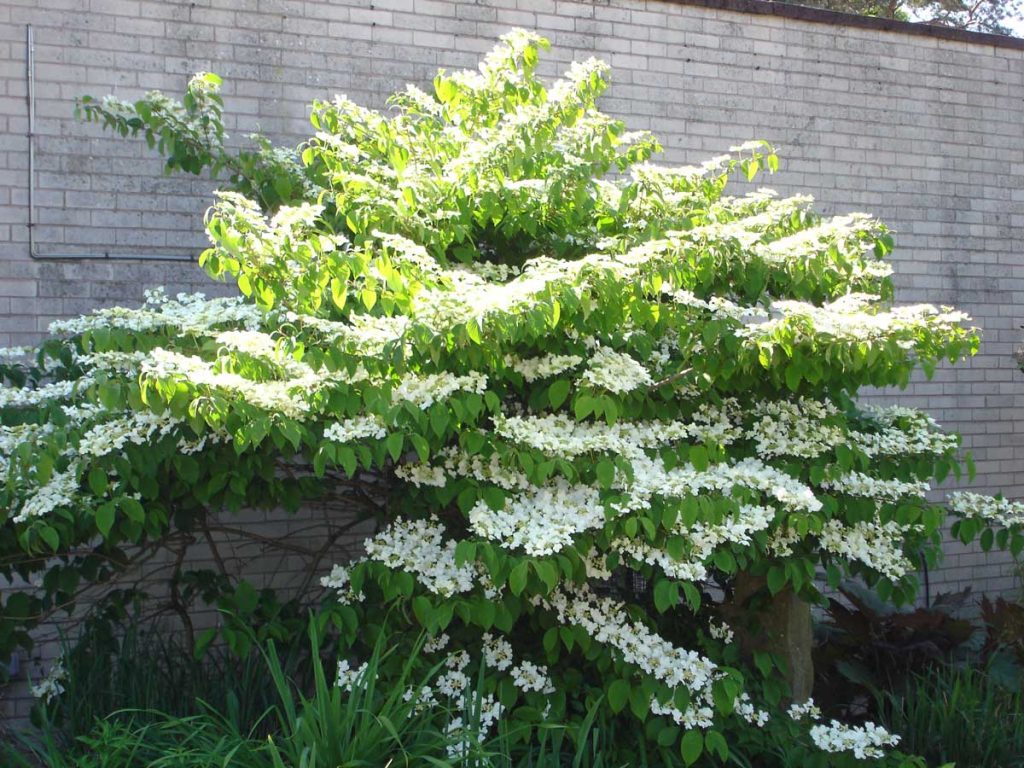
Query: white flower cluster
624,455,821,516
76,411,181,458
469,480,605,556
323,416,387,443
505,352,583,382
851,405,958,457
544,585,720,726
579,347,652,394
819,518,912,581
665,288,769,323
949,491,1024,529
734,693,770,727
423,633,450,654
821,471,929,502
747,295,970,346
768,526,802,557
397,447,532,492
749,398,842,458
510,660,555,694
582,547,613,580
436,650,471,698
14,467,79,524
30,660,66,704
495,405,740,462
707,621,734,644
615,504,776,582
0,378,90,409
142,349,318,419
362,517,476,598
336,659,369,691
49,290,262,336
213,330,282,359
392,371,488,409
482,632,514,671
0,345,33,362
319,564,364,603
393,461,448,488
753,214,876,266
809,720,900,760
787,698,822,722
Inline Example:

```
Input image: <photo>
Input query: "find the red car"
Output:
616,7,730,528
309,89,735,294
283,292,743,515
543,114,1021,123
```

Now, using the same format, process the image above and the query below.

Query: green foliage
876,663,1024,768
813,584,976,715
30,612,300,738
76,73,311,210
261,626,457,767
777,0,1022,35
1,27,1016,767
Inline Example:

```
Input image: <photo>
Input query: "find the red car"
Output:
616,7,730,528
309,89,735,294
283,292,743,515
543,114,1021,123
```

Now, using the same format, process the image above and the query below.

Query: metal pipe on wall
25,24,196,263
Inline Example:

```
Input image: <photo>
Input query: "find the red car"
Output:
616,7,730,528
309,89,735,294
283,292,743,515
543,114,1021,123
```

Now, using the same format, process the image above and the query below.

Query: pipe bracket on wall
25,24,196,263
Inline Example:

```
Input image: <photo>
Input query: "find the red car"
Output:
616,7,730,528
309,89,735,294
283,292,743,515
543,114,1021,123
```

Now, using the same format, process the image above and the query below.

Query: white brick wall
2,0,1024,721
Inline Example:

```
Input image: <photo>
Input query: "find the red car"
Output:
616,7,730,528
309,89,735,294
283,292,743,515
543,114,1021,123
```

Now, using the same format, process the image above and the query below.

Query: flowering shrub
3,29,1023,766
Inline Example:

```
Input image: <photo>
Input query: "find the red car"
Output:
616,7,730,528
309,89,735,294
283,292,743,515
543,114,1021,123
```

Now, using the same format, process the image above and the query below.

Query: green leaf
330,277,347,310
534,560,559,593
412,596,433,629
38,525,60,552
607,679,630,713
482,486,506,512
87,466,108,496
385,433,404,462
95,503,116,537
120,497,145,523
688,445,709,471
509,561,529,596
595,458,615,489
548,379,571,410
629,685,650,719
784,364,802,392
429,406,449,438
705,729,729,761
680,730,703,766
574,396,595,421
653,580,677,613
766,565,786,595
409,434,430,463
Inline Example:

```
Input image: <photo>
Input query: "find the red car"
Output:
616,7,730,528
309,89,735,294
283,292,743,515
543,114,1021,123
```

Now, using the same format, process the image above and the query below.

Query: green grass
876,662,1024,768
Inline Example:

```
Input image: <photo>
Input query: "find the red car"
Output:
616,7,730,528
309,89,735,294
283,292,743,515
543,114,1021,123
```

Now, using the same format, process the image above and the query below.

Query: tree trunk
725,572,814,702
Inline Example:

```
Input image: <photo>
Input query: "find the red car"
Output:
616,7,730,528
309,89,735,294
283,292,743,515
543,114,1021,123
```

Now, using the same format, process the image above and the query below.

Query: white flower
819,518,913,581
787,698,822,722
708,621,734,644
336,659,369,691
734,693,770,727
30,660,66,704
510,660,555,694
323,416,387,443
423,633,450,654
14,467,79,524
482,632,514,672
821,471,929,502
748,398,842,458
468,479,605,556
392,371,487,409
810,720,900,760
579,347,652,394
506,352,583,382
949,491,1024,528
362,517,477,598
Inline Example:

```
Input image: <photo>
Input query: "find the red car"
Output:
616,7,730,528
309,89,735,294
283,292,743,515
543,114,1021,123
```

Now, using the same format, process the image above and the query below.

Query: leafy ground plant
875,663,1024,768
5,27,1024,767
